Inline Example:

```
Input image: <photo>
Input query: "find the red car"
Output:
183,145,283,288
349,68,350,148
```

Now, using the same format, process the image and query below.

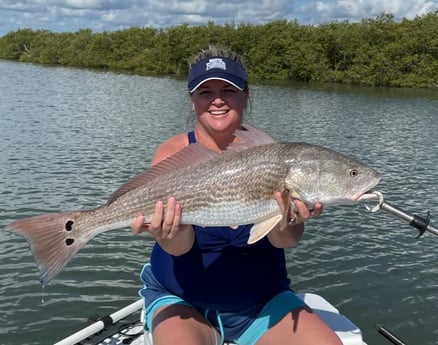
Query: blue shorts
139,264,306,345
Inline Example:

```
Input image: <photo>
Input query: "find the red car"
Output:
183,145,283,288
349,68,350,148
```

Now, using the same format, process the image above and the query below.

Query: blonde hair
188,45,247,75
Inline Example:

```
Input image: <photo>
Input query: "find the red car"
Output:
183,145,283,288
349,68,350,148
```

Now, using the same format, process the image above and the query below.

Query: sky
0,0,437,36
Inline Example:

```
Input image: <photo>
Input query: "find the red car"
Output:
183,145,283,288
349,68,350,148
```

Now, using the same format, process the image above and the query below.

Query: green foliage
1,11,437,88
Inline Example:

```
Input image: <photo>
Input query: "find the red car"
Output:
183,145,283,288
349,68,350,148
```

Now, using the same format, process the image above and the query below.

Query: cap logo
206,58,226,71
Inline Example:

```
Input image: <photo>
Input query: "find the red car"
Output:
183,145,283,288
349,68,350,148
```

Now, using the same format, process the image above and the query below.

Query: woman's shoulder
151,132,189,165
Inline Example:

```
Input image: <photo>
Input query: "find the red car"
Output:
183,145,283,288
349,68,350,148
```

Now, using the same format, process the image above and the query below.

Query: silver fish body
5,127,381,285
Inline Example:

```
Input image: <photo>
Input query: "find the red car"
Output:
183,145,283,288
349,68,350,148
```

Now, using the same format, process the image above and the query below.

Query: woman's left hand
273,191,323,226
268,191,322,248
291,198,323,224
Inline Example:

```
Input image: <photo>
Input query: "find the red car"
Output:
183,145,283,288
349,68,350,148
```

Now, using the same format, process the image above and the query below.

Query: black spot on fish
65,220,74,231
65,238,74,246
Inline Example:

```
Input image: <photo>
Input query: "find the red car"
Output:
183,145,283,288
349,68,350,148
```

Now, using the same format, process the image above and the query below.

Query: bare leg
256,306,343,345
152,304,220,345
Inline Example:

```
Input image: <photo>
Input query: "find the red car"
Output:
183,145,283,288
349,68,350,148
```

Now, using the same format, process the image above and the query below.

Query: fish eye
349,169,359,177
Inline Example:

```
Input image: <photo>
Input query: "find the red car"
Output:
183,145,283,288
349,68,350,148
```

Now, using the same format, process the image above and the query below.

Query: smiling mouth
210,110,229,115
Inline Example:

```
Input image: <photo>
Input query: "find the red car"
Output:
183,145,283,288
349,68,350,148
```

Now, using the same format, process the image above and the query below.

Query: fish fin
5,211,91,286
106,143,219,205
107,125,274,204
247,214,282,244
227,124,277,151
280,191,292,231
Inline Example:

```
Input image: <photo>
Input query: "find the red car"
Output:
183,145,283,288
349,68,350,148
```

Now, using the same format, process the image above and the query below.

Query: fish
5,125,381,285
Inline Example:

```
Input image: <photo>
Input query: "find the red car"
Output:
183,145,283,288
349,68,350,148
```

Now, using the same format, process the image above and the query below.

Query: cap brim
189,76,245,93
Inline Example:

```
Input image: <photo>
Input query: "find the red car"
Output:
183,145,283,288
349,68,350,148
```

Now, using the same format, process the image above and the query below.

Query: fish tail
5,210,92,286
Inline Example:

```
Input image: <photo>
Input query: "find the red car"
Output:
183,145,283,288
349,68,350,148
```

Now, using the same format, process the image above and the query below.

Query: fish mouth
355,192,380,202
352,176,382,202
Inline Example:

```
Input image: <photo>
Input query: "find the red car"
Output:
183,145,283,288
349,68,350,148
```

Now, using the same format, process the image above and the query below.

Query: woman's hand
290,199,323,224
131,197,182,239
273,191,323,225
268,191,323,248
131,197,194,256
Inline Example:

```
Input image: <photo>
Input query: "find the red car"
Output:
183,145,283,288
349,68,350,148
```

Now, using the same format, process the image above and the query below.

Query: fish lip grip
364,190,384,213
364,191,436,238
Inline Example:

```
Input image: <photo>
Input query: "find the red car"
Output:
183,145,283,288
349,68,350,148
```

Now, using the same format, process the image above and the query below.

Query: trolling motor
364,191,438,238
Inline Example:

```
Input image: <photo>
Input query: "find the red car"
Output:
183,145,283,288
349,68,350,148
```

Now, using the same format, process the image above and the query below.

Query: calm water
1,60,437,345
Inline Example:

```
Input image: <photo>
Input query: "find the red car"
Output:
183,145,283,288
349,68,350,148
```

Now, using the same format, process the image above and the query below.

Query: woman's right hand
131,197,195,255
131,196,182,240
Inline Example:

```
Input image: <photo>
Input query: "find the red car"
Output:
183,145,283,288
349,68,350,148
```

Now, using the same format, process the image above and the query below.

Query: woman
132,46,342,345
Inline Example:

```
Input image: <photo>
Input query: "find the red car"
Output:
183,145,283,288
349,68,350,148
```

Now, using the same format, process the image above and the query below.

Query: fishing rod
364,191,438,237
377,325,408,345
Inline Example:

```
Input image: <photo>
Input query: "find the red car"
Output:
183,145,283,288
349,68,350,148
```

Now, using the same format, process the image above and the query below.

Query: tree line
0,12,437,88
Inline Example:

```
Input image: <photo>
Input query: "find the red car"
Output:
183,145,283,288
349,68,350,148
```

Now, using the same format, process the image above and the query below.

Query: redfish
5,125,380,285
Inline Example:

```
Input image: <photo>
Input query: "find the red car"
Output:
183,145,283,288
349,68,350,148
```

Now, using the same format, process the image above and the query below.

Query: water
1,60,437,345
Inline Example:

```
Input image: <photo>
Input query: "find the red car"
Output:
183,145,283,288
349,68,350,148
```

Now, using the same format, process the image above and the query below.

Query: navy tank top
150,131,290,311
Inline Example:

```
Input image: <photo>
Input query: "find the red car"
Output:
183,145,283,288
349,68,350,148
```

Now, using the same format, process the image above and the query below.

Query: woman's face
190,79,248,132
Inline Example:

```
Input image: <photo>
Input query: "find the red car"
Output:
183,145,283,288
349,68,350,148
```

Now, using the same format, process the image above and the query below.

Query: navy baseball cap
188,57,248,93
